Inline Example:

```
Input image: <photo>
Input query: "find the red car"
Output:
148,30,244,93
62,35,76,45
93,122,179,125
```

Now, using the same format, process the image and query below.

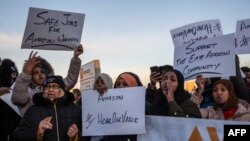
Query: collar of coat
32,91,75,106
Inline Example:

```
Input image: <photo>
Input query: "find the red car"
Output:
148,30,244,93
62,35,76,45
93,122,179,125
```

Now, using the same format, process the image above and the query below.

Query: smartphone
150,66,159,73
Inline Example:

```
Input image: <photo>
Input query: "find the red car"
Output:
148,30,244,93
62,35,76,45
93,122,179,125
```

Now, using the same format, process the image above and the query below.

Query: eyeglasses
44,84,60,90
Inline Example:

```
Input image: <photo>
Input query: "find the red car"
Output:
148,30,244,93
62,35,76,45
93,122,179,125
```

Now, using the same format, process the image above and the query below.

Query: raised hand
162,82,174,102
23,51,40,75
73,44,84,59
195,75,205,98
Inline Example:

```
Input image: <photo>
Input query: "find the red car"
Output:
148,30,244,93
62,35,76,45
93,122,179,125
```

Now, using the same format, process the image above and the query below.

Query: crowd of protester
1,46,250,141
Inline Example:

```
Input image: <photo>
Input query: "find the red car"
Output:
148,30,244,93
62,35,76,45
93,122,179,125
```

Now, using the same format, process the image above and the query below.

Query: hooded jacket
11,57,81,116
12,92,81,141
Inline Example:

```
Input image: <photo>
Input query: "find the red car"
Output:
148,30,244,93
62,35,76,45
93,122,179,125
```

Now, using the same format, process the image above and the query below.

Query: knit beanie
43,75,65,91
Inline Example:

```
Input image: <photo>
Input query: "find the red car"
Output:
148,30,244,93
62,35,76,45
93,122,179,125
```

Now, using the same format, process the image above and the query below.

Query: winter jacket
11,58,81,116
200,99,250,121
12,92,81,141
146,91,201,118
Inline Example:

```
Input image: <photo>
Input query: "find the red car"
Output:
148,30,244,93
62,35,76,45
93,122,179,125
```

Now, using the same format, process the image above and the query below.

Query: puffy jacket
11,57,81,116
12,92,81,141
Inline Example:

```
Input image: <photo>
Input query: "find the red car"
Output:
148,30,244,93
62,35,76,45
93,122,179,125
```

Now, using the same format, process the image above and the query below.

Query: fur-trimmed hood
27,57,54,88
32,91,75,106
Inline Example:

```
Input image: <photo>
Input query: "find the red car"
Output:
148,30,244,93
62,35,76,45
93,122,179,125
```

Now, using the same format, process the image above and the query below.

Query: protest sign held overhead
174,33,236,80
236,19,250,54
21,7,85,50
82,87,146,136
170,19,223,48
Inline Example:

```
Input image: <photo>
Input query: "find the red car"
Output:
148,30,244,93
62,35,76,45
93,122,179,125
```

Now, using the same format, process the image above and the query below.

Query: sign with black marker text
21,7,85,50
174,33,236,80
236,19,250,54
82,87,146,136
170,19,223,48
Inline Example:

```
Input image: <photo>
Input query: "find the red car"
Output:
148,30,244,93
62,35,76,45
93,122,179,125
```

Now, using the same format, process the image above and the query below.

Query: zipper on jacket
54,103,60,141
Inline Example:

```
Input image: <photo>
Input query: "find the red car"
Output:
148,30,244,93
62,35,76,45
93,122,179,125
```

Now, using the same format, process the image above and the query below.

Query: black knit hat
43,75,65,91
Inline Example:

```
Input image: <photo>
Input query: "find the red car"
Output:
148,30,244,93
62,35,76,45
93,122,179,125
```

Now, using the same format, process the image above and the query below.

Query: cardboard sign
236,19,250,54
80,60,100,91
170,19,223,48
82,87,146,136
21,7,85,50
174,34,236,80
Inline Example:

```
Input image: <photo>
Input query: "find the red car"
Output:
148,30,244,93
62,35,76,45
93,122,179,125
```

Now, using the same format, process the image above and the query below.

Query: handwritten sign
137,116,250,141
236,19,250,54
21,7,85,50
174,33,236,80
80,60,101,91
82,87,146,136
170,19,223,48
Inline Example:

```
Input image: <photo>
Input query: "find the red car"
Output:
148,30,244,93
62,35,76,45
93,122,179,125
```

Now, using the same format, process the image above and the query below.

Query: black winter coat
12,92,81,141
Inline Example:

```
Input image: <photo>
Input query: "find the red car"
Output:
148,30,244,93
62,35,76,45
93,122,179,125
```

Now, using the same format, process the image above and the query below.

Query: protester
146,65,173,104
99,72,143,141
11,45,83,116
93,73,113,95
12,75,82,141
147,69,201,118
241,66,250,88
90,73,113,141
193,79,250,121
0,58,21,141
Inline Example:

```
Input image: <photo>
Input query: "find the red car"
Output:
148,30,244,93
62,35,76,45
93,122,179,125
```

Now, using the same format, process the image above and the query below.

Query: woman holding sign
147,69,201,118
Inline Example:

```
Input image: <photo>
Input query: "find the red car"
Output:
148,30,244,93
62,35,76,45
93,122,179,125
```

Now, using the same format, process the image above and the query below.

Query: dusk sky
1,0,250,88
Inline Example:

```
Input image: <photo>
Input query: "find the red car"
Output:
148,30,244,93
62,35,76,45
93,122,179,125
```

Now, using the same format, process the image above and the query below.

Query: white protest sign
174,33,236,80
137,116,250,141
170,19,223,48
0,84,20,115
236,19,250,54
80,60,100,91
82,87,146,136
21,7,85,50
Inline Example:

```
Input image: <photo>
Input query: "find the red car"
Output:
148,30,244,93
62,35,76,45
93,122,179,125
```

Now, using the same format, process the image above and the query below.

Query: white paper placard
174,33,236,80
82,87,146,136
21,7,85,50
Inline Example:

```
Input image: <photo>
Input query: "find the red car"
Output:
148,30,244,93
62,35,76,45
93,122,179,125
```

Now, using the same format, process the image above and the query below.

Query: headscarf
162,69,190,104
94,73,113,89
114,72,143,88
213,79,238,110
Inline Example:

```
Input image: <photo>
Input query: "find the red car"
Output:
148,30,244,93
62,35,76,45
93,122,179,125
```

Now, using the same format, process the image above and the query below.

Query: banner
137,116,250,141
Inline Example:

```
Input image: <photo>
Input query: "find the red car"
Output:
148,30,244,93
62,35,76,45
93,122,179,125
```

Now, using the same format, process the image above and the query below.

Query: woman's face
115,77,129,88
161,71,178,93
95,77,107,95
32,67,46,85
213,83,229,104
43,83,63,102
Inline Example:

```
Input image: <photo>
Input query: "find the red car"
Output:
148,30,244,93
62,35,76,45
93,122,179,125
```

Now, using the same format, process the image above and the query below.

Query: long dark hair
213,79,238,110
